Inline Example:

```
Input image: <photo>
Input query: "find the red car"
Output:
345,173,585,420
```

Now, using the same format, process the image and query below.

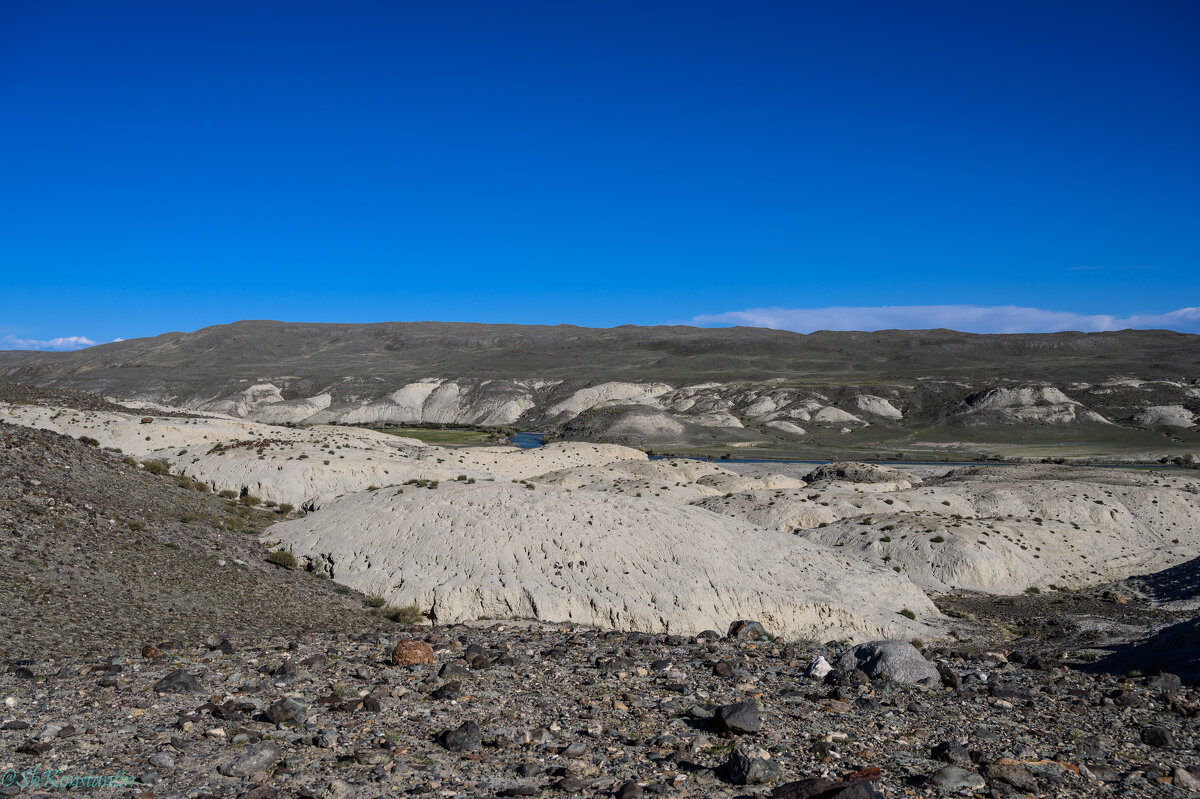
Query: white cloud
1,335,101,351
693,305,1200,335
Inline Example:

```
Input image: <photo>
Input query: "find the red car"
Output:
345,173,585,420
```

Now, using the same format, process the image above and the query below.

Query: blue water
508,432,546,449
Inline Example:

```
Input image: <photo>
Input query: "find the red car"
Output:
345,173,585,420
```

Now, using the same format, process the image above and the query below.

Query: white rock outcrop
264,482,940,642
854,395,903,419
765,420,807,436
1132,405,1196,428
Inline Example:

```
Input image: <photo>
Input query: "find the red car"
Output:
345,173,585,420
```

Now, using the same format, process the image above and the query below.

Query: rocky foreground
2,388,1199,797
3,621,1199,799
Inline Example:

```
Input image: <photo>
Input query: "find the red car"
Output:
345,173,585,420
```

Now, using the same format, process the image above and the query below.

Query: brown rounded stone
391,639,434,666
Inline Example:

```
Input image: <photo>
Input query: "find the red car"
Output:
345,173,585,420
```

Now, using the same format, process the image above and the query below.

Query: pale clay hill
1,321,1198,459
4,398,1199,645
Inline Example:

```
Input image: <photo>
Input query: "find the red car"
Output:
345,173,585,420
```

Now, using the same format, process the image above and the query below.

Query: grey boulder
833,640,938,684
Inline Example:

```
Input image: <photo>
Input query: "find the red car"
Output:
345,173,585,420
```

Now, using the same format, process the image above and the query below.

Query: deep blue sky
2,0,1198,348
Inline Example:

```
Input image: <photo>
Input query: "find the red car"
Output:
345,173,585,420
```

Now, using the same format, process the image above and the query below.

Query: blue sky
2,0,1198,349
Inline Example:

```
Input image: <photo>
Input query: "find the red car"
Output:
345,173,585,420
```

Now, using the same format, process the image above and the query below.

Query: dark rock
555,776,591,793
153,668,200,694
439,662,471,678
1140,726,1176,748
726,742,782,785
984,763,1037,790
770,777,884,798
239,786,278,799
265,698,305,724
988,683,1032,702
931,741,972,768
441,720,482,752
714,700,760,734
615,780,644,799
432,681,462,700
936,664,962,689
712,660,735,678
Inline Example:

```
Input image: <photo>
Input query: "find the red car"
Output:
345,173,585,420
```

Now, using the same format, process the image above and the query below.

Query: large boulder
833,640,938,683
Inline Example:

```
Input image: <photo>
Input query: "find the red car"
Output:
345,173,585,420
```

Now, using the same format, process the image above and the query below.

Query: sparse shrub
1024,586,1041,595
263,499,276,508
127,519,145,532
79,436,99,447
266,549,298,570
941,500,951,506
277,503,294,515
930,535,945,543
142,461,169,475
910,638,924,649
367,485,380,491
120,456,137,466
238,494,260,507
365,595,387,608
180,512,200,523
379,603,425,624
899,608,916,620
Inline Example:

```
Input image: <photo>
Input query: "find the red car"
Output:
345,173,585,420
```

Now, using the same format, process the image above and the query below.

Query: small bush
930,535,946,543
218,489,238,499
276,503,294,515
379,603,425,624
142,461,169,476
1024,586,1041,595
266,549,298,570
127,519,145,532
899,608,916,620
910,638,925,649
180,512,200,523
239,494,261,507
365,595,387,608
79,436,100,447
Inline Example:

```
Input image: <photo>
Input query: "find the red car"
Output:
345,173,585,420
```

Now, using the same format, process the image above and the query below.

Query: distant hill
1,321,1198,460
